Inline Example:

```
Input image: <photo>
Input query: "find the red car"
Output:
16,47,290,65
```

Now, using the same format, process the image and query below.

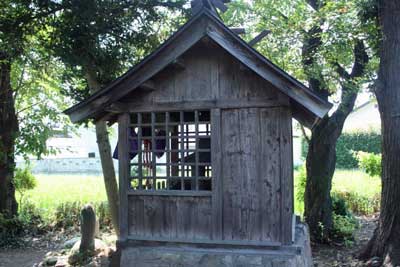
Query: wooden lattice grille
129,110,212,191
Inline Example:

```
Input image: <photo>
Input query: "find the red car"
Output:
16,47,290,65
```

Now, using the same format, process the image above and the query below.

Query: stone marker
79,204,96,253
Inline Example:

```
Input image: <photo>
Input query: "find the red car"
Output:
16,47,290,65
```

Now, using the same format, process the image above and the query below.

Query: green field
332,169,381,198
24,169,381,220
24,174,108,219
294,169,381,215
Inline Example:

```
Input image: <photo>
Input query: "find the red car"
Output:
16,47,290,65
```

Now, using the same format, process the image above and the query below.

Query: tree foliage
223,0,377,93
356,151,381,177
47,0,188,98
12,42,72,160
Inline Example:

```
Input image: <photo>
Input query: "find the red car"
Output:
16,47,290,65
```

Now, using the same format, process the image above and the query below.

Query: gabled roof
65,7,332,128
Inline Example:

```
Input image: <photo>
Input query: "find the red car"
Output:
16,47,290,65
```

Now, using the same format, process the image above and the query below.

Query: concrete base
119,223,312,267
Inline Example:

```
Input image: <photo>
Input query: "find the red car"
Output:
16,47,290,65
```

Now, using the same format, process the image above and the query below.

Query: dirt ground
0,231,66,267
313,215,378,267
0,248,47,267
0,216,377,267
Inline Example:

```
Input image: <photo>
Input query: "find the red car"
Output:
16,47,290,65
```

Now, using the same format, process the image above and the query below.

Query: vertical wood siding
219,107,292,243
124,42,293,244
128,195,212,240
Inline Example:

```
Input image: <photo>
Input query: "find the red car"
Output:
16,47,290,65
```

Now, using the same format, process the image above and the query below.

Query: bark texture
359,0,400,264
85,69,120,237
0,56,18,218
302,1,369,239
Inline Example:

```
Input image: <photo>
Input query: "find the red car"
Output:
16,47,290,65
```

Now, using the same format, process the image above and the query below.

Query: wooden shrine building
65,2,332,266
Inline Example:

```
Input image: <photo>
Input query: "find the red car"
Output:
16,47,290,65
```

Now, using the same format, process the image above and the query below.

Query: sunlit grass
294,169,381,216
23,169,380,219
24,174,107,219
332,169,381,197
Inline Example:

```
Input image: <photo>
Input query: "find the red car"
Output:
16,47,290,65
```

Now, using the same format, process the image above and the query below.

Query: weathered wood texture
120,42,289,111
128,195,212,240
219,107,293,244
118,113,130,240
123,43,294,244
125,107,293,244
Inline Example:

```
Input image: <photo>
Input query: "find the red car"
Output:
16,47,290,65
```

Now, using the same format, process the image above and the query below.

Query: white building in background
17,126,119,174
343,101,380,132
291,100,381,167
45,126,118,159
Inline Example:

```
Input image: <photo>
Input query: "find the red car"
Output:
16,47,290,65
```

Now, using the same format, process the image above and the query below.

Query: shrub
332,193,351,217
336,131,381,169
0,201,45,248
53,201,112,230
14,166,37,205
301,131,381,169
53,202,82,229
294,165,307,216
0,214,25,247
330,194,359,245
332,213,358,245
333,191,380,215
356,151,382,177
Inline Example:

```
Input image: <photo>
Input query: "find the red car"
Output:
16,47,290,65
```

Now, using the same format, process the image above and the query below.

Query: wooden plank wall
128,195,212,240
120,41,288,108
124,41,294,244
219,107,293,243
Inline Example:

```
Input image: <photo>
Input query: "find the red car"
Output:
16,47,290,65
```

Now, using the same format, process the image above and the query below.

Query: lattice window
129,110,212,191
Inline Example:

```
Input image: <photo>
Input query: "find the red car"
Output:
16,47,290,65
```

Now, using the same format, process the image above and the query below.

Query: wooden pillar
118,113,130,240
171,125,179,188
211,108,222,240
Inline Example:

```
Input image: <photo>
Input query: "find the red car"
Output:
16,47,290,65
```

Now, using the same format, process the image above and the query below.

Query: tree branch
301,125,311,143
333,62,351,80
350,40,369,78
328,39,370,136
16,102,41,115
306,0,325,11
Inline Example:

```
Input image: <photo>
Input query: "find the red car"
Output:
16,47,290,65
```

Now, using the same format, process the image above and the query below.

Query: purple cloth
155,130,166,158
113,128,166,160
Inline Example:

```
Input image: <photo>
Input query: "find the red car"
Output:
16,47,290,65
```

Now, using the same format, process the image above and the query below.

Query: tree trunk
304,118,337,240
359,0,400,264
95,121,120,237
85,70,120,237
304,105,355,240
303,39,368,241
0,57,18,218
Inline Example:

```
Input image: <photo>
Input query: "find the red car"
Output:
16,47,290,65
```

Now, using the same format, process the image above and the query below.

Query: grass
294,168,381,216
332,169,381,198
22,169,380,220
23,174,107,220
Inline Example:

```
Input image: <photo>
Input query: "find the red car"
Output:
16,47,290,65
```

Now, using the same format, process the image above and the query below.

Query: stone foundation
119,223,312,267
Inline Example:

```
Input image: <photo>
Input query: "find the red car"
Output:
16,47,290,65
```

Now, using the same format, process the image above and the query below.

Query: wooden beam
248,29,271,46
138,80,156,91
169,58,185,70
230,27,246,35
127,190,212,197
125,235,282,248
191,0,202,14
118,113,130,241
111,98,288,113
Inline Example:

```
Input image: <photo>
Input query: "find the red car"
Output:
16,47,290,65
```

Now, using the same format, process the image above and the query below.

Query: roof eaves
64,8,210,116
201,9,332,115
